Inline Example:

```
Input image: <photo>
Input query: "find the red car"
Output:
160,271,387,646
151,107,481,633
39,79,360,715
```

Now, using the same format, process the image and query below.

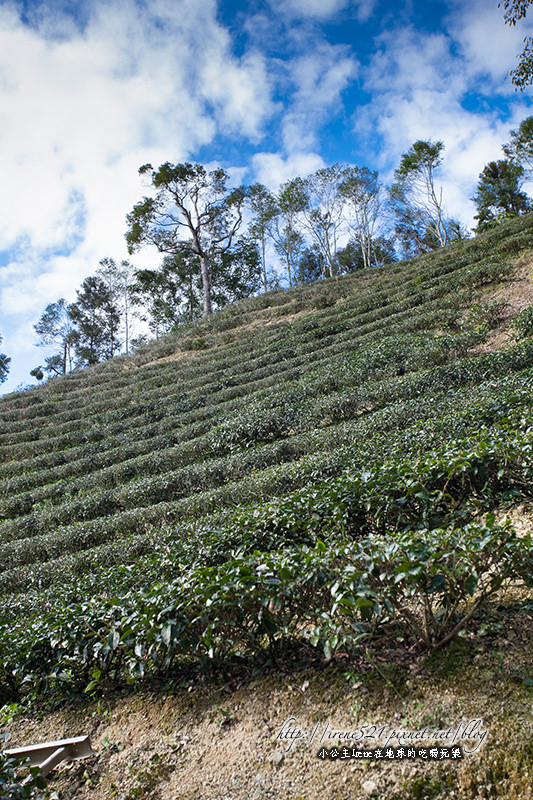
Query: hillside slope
1,216,533,800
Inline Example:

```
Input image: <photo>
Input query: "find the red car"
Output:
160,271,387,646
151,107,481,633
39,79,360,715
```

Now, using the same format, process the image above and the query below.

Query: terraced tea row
0,329,462,495
2,329,528,532
0,279,490,472
1,214,533,703
1,406,532,699
0,224,519,433
1,363,532,600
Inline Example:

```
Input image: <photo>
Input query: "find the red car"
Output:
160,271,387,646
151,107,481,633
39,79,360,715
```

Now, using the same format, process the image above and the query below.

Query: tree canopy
130,252,201,337
392,139,450,251
501,0,533,87
126,162,247,316
473,158,530,231
33,298,75,376
0,334,10,385
68,276,121,366
248,184,278,293
503,116,533,171
340,166,385,269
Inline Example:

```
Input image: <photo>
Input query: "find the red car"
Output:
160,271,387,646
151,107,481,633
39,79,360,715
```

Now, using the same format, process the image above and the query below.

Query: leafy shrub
181,337,208,351
0,517,530,699
0,742,47,799
460,259,513,288
359,518,533,650
512,304,533,340
1,212,533,701
461,299,508,338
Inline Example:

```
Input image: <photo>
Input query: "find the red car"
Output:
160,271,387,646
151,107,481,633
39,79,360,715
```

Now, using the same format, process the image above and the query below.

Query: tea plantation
1,215,533,704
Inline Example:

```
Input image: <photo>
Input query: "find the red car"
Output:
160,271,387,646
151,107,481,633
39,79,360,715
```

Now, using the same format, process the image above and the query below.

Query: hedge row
1,518,530,702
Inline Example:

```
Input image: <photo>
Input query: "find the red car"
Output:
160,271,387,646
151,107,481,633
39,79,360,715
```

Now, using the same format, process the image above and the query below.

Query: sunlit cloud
252,151,325,189
0,0,276,390
357,14,533,226
270,0,376,21
445,0,533,88
1,0,532,393
281,42,358,153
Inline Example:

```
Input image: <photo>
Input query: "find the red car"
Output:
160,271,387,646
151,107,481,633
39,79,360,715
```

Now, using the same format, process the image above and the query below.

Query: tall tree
97,257,135,355
339,166,384,269
501,0,533,87
300,165,345,278
336,237,397,272
33,298,75,376
389,183,441,257
211,236,262,307
473,158,530,232
270,220,305,288
68,276,121,365
295,246,326,284
0,334,10,385
269,179,307,287
126,162,247,317
130,251,203,338
130,237,260,338
391,139,449,251
503,116,533,172
248,184,277,293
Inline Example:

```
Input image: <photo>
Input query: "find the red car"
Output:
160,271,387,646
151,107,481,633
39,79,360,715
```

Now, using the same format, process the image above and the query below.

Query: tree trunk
261,236,268,293
199,253,212,316
285,253,293,288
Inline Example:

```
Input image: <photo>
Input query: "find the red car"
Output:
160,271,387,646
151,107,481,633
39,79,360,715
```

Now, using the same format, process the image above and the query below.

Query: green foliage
359,518,532,650
68,276,121,366
125,161,247,316
0,508,530,697
130,252,202,335
391,139,451,252
473,160,530,233
338,166,385,269
503,116,533,172
0,334,10,385
502,2,533,88
460,299,507,339
0,744,47,799
33,298,75,377
1,214,533,702
248,183,278,292
511,303,533,339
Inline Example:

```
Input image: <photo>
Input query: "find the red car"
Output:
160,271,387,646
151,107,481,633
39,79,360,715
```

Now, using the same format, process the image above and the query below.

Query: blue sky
1,0,532,394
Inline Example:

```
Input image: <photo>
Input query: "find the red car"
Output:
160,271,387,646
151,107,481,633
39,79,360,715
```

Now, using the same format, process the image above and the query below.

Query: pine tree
0,334,10,385
68,276,121,366
473,159,530,232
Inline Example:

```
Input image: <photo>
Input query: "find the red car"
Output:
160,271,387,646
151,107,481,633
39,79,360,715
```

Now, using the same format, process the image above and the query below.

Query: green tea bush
0,517,530,699
1,212,533,701
358,517,533,650
0,739,47,800
512,304,533,340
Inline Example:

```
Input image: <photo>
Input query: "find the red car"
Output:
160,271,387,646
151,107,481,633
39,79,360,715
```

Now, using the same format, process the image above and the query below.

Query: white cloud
269,0,376,21
0,0,274,256
357,17,533,227
0,0,277,392
252,151,325,189
281,41,358,153
198,45,274,141
445,0,533,88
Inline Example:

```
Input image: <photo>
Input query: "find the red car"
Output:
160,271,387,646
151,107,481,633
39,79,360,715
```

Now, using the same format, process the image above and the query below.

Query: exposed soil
4,255,533,799
4,583,532,800
473,254,533,354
